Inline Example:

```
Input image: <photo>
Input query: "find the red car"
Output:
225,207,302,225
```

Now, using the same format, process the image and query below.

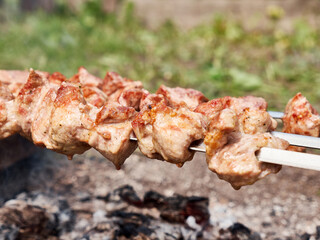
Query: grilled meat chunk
132,100,205,165
283,93,320,137
0,82,19,138
197,96,288,189
70,67,107,108
0,70,137,168
0,70,49,97
139,92,167,111
118,88,149,111
156,85,208,110
207,132,288,189
196,96,277,133
86,103,138,169
103,72,146,110
70,66,104,88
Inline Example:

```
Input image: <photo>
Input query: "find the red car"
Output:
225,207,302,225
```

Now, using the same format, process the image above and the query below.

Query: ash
0,148,320,239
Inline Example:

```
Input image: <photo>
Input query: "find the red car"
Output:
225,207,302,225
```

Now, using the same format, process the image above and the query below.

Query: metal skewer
271,132,320,149
131,132,320,151
130,132,320,171
258,148,320,171
268,111,284,119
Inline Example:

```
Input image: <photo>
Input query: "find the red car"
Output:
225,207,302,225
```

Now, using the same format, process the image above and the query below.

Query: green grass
1,1,320,110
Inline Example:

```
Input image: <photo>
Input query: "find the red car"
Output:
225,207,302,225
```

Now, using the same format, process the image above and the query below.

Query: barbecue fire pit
1,142,320,239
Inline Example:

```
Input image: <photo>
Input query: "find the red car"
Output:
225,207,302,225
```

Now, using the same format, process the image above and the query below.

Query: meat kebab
0,67,318,189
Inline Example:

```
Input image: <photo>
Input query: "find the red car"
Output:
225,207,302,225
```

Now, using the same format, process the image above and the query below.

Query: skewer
271,132,320,149
268,111,284,119
130,132,320,171
258,148,320,171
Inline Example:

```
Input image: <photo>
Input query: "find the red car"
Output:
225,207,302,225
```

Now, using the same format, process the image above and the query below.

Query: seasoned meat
69,67,107,108
139,92,167,111
0,69,49,97
156,85,208,110
0,70,137,169
0,82,19,139
283,93,320,137
195,96,277,133
207,132,289,189
118,88,149,110
197,96,287,189
0,82,14,101
132,101,206,165
70,66,104,88
102,72,145,109
86,103,138,169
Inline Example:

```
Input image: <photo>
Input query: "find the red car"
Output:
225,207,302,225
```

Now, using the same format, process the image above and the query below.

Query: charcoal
0,183,265,239
75,192,91,202
143,190,167,208
217,222,262,240
228,223,252,235
101,185,210,225
144,191,209,224
0,224,19,240
0,200,58,239
300,233,311,240
316,226,320,240
110,211,153,226
104,184,143,207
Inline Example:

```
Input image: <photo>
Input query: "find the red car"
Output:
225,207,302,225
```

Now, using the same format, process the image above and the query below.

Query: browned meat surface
207,133,289,189
69,67,107,108
86,103,138,169
70,69,147,110
196,96,277,133
132,100,205,165
0,69,49,97
102,72,146,110
0,82,14,101
0,82,19,138
197,96,288,189
156,85,208,110
0,70,137,169
283,93,320,137
139,92,167,111
118,88,149,110
70,66,104,88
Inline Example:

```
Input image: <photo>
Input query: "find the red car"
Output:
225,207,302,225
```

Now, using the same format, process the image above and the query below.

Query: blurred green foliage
0,0,319,110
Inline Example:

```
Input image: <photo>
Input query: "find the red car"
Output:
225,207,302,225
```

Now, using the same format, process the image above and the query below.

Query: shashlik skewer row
129,128,320,172
0,68,319,190
131,137,320,172
130,132,320,151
